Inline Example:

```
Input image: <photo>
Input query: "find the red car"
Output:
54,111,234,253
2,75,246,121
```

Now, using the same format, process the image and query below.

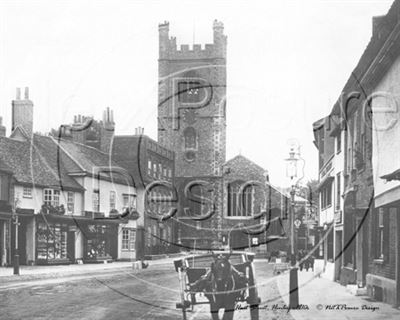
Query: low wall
366,273,397,306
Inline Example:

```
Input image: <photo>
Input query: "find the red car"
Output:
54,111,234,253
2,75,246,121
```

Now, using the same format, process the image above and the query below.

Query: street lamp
285,142,302,308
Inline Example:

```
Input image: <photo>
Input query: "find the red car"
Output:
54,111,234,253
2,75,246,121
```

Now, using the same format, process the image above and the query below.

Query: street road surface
0,260,293,320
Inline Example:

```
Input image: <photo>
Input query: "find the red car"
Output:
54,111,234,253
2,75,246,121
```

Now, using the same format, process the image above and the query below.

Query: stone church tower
157,20,227,249
158,20,227,177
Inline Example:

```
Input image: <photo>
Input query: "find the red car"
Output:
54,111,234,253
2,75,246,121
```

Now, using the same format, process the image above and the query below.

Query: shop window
36,222,68,261
92,189,100,212
122,228,136,251
85,225,112,259
43,189,60,207
109,191,116,211
67,192,74,214
375,208,389,260
23,187,32,198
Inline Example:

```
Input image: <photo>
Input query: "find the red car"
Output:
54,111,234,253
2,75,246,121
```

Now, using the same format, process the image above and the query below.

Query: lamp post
12,198,20,275
227,223,244,250
285,143,302,308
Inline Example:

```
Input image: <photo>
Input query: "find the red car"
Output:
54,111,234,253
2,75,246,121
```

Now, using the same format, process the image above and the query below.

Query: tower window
178,81,204,103
184,127,197,150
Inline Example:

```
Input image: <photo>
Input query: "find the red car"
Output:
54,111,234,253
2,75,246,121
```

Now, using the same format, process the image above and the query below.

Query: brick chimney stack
12,87,33,137
100,107,115,154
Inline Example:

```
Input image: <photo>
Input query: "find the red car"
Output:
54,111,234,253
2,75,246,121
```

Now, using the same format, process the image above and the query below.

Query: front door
67,231,75,262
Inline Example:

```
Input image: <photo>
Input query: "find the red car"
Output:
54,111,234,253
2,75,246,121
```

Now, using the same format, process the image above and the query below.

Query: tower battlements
159,20,227,60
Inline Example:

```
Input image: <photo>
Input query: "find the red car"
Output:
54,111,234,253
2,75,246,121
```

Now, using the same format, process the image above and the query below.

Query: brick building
312,0,400,306
111,131,176,258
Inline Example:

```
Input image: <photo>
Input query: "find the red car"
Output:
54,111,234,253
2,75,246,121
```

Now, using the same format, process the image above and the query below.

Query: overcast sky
0,0,393,187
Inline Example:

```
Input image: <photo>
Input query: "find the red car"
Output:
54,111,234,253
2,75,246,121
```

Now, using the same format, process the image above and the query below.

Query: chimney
134,126,144,135
100,107,115,154
372,15,385,38
12,87,33,137
0,117,6,137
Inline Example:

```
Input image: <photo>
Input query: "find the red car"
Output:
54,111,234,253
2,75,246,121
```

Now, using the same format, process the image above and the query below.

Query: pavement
276,267,400,320
0,257,180,284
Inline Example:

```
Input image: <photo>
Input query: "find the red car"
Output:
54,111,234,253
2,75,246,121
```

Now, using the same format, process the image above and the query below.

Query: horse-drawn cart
173,251,261,320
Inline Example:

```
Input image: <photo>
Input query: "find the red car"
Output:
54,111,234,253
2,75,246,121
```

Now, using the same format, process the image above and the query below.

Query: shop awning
35,213,126,225
381,168,400,182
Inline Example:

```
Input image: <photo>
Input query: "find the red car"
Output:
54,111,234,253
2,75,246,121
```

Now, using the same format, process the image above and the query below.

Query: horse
191,252,247,320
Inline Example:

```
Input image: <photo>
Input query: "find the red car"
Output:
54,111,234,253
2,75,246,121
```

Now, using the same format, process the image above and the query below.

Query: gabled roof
53,137,134,186
0,135,83,191
224,154,289,199
224,154,266,174
331,0,400,117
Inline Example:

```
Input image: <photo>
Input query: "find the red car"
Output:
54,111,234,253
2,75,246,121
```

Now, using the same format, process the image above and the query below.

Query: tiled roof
54,138,133,186
111,136,143,186
0,135,83,191
331,0,400,116
0,158,12,173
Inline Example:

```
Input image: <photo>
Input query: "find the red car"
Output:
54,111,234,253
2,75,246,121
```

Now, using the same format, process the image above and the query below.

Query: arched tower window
178,70,205,103
184,127,197,161
227,180,254,217
184,127,197,150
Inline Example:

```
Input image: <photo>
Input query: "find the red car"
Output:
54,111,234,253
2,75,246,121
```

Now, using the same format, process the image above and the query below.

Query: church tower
157,20,227,249
158,20,227,177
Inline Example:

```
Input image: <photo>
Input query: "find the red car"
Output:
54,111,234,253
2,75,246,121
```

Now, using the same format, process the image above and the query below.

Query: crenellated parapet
159,20,227,60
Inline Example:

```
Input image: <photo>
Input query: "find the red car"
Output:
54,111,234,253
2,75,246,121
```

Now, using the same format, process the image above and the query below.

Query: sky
0,0,393,187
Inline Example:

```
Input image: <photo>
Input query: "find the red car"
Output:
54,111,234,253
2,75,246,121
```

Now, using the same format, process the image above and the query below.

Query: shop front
0,210,12,267
82,223,119,263
34,214,120,265
35,214,81,265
